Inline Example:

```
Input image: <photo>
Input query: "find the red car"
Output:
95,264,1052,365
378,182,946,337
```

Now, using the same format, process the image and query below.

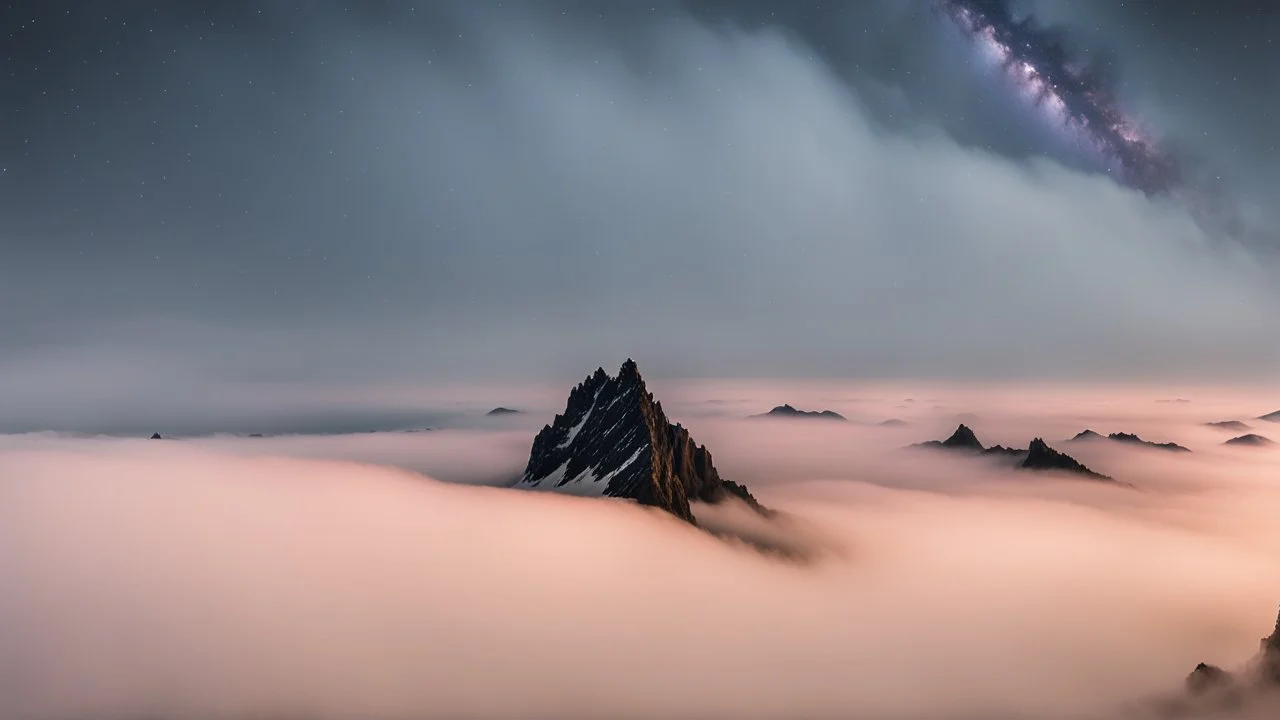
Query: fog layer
2,385,1279,719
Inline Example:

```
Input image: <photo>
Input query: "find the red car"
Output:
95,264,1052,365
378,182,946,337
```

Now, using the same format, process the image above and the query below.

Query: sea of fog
2,379,1279,719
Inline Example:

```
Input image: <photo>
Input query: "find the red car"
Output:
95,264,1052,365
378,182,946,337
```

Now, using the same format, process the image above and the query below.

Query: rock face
1205,420,1251,431
755,404,846,421
1020,438,1112,480
486,407,521,416
516,360,765,524
1224,434,1273,447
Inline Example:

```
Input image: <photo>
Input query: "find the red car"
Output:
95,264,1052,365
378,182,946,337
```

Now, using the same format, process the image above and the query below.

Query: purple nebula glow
939,0,1177,196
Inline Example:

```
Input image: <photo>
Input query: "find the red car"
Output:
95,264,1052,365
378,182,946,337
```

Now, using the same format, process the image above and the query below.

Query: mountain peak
942,423,983,450
618,357,641,381
516,361,764,524
1021,438,1111,480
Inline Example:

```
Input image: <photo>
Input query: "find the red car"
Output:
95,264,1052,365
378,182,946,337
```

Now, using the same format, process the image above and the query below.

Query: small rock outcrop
516,360,766,525
149,433,163,440
1020,438,1112,480
1205,420,1251,431
1224,434,1273,447
486,407,521,416
754,404,846,421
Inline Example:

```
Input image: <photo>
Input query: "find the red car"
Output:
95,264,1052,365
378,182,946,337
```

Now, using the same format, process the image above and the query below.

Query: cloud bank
2,386,1279,719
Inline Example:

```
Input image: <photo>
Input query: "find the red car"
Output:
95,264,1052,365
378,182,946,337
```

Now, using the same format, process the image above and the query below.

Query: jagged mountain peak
516,360,764,524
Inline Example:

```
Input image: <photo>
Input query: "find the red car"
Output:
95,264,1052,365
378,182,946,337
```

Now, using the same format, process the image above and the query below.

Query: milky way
938,0,1179,196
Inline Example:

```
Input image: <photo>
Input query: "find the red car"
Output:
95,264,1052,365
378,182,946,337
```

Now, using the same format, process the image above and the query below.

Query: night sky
2,1,1278,426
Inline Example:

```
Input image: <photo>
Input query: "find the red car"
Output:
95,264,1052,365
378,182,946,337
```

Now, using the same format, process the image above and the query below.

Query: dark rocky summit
1205,420,1251,431
516,360,766,524
1071,429,1190,452
1020,438,1111,480
1224,434,1273,447
486,407,521,416
912,425,1112,480
754,404,846,421
931,420,977,448
149,432,163,440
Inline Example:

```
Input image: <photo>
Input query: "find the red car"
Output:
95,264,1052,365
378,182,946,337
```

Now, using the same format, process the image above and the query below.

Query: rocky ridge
912,424,1113,480
1070,429,1191,453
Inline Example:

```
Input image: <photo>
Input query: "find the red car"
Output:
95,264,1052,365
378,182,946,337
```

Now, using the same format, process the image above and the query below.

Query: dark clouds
1,0,1277,410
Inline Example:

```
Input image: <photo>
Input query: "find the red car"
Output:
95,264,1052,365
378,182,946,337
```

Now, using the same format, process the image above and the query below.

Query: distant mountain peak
1070,429,1190,452
1258,410,1280,422
1224,434,1273,447
755,404,847,421
911,427,1115,482
515,360,765,524
486,407,521,416
1205,420,1251,431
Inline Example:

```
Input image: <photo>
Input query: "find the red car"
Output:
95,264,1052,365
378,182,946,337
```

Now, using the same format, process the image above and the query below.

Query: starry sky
2,0,1279,424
